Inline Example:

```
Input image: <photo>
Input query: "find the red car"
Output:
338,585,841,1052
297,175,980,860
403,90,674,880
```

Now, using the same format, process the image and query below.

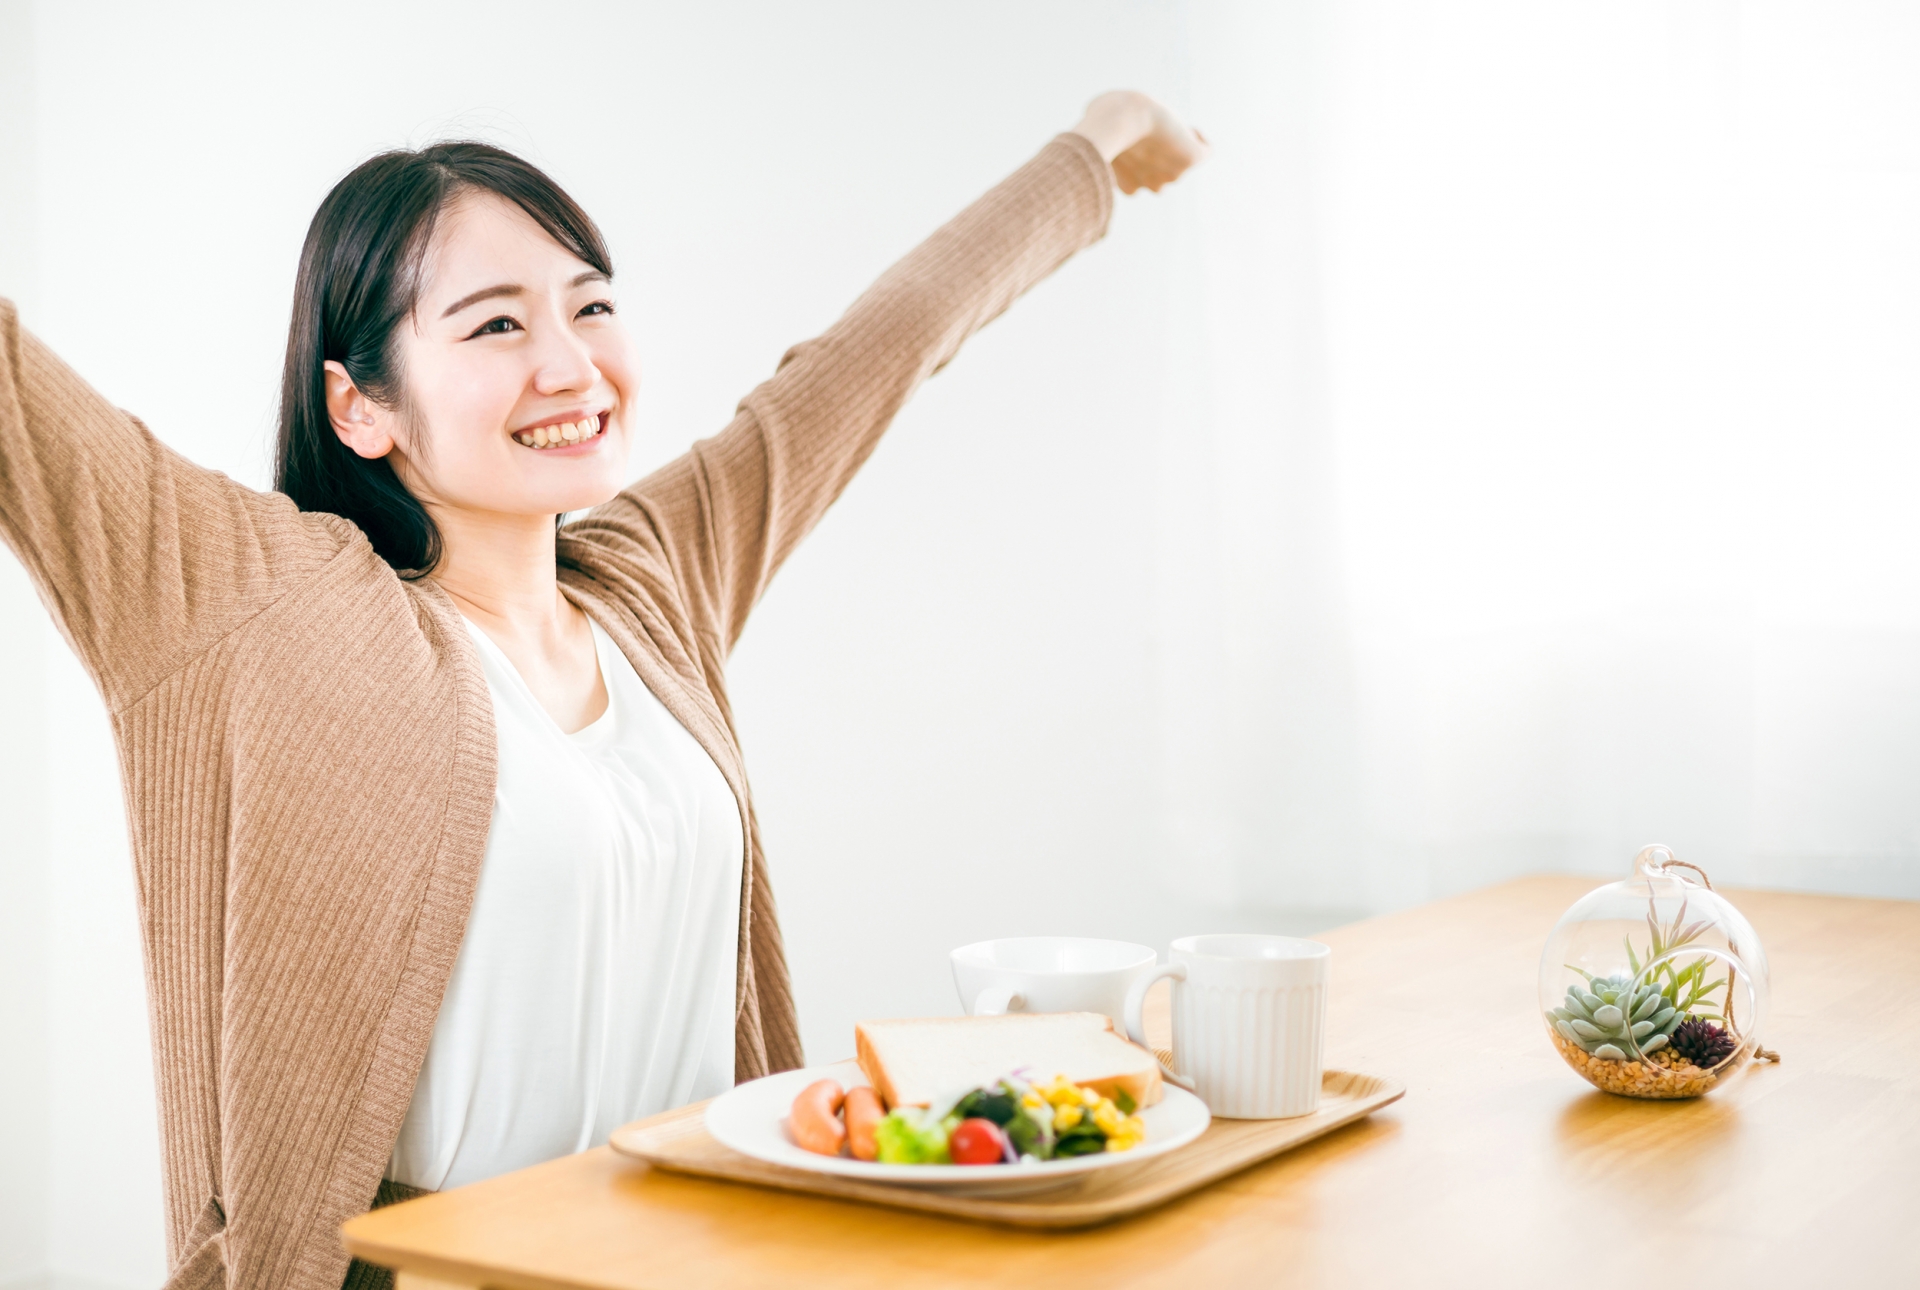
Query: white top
387,616,744,1191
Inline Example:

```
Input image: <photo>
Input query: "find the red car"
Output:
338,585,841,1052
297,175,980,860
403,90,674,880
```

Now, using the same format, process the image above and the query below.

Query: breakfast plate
704,1059,1211,1197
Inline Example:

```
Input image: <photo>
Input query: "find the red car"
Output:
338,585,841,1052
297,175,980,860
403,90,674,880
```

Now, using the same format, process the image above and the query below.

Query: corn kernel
1043,1078,1083,1108
1092,1102,1124,1134
1080,1088,1101,1107
1105,1134,1142,1152
1054,1103,1083,1130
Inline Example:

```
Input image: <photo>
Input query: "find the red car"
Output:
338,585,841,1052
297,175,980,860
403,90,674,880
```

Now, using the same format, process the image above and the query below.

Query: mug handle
972,985,1023,1016
1123,963,1197,1091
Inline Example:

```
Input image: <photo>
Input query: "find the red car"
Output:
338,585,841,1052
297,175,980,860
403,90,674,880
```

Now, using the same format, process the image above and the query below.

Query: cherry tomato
948,1117,1009,1166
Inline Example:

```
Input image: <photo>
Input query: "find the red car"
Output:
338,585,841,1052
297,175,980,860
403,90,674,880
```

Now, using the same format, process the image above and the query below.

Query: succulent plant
1549,972,1685,1061
1549,894,1732,1063
1669,1017,1737,1068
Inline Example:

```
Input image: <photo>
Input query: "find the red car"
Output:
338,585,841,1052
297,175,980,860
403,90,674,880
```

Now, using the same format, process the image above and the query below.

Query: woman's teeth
513,417,601,449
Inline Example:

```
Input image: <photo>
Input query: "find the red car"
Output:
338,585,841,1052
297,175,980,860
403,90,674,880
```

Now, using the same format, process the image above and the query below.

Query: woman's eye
470,316,521,337
578,300,615,318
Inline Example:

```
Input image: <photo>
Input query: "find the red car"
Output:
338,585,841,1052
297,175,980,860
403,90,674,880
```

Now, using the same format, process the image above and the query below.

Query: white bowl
950,935,1157,1019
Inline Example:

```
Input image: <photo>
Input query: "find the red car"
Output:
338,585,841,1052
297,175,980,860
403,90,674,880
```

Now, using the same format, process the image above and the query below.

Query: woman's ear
323,360,396,460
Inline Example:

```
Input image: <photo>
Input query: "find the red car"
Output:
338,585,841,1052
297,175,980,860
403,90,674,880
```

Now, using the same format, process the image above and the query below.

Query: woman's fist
1071,91,1209,194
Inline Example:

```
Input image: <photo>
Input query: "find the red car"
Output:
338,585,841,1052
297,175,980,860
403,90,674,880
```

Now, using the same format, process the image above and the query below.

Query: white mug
951,936,1158,1023
1123,934,1330,1119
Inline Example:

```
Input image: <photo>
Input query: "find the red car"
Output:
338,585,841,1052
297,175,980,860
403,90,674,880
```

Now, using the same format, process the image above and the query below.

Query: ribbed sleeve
0,303,345,712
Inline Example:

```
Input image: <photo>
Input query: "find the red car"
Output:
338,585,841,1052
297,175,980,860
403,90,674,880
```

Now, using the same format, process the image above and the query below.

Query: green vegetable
953,1088,1019,1127
1003,1104,1053,1160
874,1109,952,1165
951,1079,1056,1161
1114,1089,1137,1116
1053,1120,1108,1158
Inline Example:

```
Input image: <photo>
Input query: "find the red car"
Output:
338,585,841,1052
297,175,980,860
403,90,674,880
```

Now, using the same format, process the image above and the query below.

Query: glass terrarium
1539,845,1770,1099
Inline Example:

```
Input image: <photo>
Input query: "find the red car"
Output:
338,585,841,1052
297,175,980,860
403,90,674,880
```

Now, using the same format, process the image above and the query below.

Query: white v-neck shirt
387,616,744,1192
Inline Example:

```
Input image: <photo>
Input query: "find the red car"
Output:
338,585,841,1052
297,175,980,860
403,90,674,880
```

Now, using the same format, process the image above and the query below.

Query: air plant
1617,895,1727,1023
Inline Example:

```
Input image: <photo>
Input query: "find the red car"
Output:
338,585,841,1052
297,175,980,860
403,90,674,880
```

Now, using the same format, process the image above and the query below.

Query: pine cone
1669,1018,1736,1068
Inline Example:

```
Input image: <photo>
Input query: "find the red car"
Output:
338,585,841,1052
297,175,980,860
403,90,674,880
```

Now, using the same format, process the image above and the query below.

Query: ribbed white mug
1123,934,1330,1119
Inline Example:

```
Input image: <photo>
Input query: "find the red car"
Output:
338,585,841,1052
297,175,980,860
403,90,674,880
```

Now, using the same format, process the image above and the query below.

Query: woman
0,90,1204,1289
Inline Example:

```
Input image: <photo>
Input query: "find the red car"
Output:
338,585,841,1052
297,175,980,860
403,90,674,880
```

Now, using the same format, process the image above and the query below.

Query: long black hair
274,142,613,577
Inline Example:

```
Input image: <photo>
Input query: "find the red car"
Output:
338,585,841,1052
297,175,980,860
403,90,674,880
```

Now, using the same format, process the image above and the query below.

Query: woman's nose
532,316,599,395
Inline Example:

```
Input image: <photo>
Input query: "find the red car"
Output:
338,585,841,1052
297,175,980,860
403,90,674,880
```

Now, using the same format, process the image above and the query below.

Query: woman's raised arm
0,304,346,711
568,93,1206,656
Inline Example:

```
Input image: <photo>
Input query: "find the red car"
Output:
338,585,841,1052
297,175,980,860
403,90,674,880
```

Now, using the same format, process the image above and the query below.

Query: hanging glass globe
1539,845,1771,1099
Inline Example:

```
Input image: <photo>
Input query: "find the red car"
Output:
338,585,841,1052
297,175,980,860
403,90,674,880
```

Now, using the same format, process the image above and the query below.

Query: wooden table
343,875,1920,1287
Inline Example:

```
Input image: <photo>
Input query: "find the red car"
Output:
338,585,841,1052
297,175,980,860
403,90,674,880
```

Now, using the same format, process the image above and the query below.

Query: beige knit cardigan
0,136,1112,1289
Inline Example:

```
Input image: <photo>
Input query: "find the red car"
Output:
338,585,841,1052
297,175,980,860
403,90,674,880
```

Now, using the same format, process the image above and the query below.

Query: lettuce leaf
874,1109,952,1165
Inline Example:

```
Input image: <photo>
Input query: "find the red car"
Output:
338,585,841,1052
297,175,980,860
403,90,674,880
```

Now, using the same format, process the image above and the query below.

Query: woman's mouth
513,412,606,450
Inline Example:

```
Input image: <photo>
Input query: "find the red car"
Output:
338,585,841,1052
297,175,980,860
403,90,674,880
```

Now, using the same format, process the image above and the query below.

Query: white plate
704,1060,1211,1197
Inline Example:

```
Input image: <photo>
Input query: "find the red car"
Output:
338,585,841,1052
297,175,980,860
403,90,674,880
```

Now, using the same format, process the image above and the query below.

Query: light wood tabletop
342,874,1920,1288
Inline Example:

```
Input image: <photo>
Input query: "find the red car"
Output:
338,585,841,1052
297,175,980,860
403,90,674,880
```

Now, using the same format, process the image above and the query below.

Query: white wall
2,2,1917,1284
1,4,62,1284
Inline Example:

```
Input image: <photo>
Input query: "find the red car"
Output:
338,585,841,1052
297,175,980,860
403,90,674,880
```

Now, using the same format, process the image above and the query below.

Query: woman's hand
1071,91,1209,194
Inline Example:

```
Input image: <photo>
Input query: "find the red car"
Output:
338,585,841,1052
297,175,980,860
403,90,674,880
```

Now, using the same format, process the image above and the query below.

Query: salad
789,1071,1148,1165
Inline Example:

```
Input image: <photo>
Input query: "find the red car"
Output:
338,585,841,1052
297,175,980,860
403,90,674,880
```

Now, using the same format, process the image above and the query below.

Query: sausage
789,1078,847,1156
843,1085,886,1162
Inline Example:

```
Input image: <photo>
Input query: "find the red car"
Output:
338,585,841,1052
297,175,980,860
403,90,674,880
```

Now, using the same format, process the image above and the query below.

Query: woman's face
328,189,638,521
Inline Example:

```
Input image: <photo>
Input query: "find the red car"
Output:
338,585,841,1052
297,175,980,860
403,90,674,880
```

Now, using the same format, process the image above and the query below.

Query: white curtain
1159,0,1920,917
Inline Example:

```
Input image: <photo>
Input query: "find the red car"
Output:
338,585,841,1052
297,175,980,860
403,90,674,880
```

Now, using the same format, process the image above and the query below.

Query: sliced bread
855,1012,1164,1110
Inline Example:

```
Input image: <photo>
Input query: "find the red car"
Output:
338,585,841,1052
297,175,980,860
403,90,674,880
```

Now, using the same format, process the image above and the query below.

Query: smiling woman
275,143,623,579
0,90,1204,1290
275,143,643,731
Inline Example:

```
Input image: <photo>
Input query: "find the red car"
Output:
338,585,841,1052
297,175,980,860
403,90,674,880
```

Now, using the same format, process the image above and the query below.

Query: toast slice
855,1012,1163,1110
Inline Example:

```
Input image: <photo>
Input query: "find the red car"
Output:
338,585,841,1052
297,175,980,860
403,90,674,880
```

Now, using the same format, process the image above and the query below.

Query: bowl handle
971,985,1022,1016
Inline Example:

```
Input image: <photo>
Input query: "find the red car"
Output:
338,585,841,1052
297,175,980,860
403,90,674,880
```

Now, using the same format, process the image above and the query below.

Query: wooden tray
608,1069,1403,1229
